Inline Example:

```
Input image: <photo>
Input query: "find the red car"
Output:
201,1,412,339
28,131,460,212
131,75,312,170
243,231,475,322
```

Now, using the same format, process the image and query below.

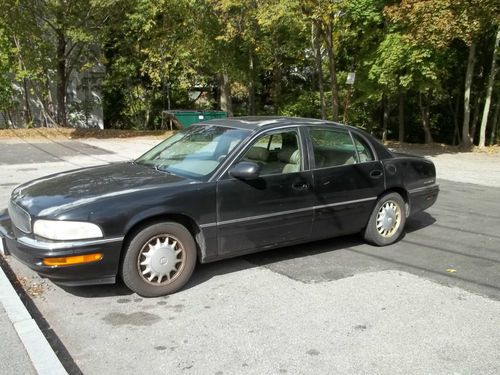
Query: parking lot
1,137,500,374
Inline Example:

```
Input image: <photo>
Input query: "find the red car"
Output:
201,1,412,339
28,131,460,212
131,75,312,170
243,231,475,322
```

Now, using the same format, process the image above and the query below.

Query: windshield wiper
154,165,173,175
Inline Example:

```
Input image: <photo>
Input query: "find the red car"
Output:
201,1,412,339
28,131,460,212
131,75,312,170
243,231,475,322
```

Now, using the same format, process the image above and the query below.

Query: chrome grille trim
8,200,32,233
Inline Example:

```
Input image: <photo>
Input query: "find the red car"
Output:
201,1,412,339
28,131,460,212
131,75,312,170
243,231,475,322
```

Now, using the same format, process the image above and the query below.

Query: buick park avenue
0,117,438,297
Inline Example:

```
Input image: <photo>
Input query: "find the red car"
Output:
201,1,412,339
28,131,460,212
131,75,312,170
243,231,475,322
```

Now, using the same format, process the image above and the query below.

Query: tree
385,0,498,146
479,26,500,148
1,0,113,126
0,24,15,125
301,0,341,121
368,32,442,143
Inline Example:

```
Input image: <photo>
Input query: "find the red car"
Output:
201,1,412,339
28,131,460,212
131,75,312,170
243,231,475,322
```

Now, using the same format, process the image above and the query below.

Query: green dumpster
163,110,228,129
202,111,228,121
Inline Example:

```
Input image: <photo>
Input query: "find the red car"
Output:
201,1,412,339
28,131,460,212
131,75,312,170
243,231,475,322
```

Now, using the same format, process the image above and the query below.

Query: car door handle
292,182,310,191
370,170,383,178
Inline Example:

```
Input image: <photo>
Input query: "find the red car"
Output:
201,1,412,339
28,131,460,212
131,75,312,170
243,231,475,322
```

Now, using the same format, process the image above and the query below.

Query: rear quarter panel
382,153,438,215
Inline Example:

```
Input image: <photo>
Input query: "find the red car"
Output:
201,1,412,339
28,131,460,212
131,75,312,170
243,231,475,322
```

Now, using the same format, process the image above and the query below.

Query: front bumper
0,212,122,286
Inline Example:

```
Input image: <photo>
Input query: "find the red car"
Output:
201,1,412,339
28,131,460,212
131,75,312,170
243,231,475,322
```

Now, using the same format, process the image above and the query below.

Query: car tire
121,222,197,297
363,192,406,246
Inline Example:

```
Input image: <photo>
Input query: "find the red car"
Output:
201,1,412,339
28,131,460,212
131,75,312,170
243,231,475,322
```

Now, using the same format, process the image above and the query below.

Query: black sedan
0,117,439,297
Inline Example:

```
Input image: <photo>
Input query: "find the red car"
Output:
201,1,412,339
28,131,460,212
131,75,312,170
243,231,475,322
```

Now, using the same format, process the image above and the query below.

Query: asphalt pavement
0,137,499,374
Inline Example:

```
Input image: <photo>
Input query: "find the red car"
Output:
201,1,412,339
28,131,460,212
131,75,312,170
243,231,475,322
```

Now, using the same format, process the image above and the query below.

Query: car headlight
33,220,103,240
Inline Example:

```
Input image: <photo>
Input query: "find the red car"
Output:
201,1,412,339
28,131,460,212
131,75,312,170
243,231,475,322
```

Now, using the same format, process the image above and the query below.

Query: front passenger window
240,130,302,175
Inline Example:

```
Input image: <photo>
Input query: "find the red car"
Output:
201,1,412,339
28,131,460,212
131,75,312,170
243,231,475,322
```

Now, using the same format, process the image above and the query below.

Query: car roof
201,116,346,131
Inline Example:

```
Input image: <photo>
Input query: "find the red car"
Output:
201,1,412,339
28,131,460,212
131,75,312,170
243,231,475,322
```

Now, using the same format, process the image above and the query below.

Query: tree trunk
490,99,500,145
325,20,339,121
8,110,15,128
13,36,32,127
382,94,388,143
398,89,405,142
272,61,283,112
419,91,433,144
219,70,233,117
448,96,460,145
248,48,256,116
343,60,356,124
56,32,67,126
312,22,326,119
342,85,352,123
22,78,32,126
166,82,171,111
462,41,476,147
43,68,56,120
144,108,150,129
479,27,500,148
470,95,482,143
1,112,10,128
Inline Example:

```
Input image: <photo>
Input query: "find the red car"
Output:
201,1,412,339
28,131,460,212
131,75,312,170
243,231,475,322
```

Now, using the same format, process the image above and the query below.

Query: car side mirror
229,161,261,180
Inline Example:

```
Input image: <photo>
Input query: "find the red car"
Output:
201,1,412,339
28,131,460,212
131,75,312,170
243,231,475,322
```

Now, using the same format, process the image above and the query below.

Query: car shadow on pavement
57,280,134,298
403,211,436,234
56,211,436,298
185,211,437,292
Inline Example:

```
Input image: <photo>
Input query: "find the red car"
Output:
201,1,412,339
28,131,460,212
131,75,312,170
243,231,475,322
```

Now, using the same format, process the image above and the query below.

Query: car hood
11,162,189,217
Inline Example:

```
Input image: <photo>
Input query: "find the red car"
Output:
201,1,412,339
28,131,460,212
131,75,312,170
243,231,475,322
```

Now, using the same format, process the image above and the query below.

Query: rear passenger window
352,134,374,162
309,128,357,168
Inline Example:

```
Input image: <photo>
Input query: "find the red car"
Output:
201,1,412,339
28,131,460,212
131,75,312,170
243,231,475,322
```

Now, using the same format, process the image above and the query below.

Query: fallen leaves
17,276,47,298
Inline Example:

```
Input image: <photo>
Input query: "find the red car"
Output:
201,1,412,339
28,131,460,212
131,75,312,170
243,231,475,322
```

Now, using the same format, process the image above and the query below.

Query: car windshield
136,125,251,180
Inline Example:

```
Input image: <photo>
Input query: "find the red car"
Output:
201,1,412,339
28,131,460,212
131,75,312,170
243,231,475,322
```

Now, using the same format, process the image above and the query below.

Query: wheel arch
378,186,410,216
121,213,205,263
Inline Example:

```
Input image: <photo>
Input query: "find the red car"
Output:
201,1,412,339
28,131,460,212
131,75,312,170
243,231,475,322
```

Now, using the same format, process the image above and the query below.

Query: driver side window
240,130,302,175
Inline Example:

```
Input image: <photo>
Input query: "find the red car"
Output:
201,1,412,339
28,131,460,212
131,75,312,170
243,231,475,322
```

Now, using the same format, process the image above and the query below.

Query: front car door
216,127,314,256
306,126,385,238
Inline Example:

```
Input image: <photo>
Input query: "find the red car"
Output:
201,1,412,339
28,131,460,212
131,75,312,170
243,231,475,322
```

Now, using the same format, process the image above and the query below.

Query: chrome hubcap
376,200,402,238
137,235,185,285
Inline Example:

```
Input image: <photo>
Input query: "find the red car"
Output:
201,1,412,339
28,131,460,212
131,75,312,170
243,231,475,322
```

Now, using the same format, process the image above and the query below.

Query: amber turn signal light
43,253,103,267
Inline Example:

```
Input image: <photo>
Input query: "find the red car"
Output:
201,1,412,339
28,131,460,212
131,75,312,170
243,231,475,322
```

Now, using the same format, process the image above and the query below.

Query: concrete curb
0,264,67,375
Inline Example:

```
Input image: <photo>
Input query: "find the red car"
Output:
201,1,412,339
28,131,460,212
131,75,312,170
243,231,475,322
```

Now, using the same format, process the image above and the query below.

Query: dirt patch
0,128,175,140
386,141,500,156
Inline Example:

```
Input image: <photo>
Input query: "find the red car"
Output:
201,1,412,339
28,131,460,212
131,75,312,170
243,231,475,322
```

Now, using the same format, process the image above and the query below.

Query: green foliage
385,0,498,47
0,0,498,144
280,92,321,118
0,27,14,112
367,33,442,93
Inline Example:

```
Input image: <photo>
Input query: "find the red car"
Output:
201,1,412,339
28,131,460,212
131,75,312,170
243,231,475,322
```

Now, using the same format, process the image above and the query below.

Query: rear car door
307,127,385,238
216,128,314,256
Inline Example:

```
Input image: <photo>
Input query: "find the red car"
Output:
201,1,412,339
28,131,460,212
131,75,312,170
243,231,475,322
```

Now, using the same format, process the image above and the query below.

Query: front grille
8,200,31,233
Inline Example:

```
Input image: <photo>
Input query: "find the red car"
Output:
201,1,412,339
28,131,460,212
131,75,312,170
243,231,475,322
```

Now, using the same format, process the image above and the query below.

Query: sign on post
346,72,356,85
